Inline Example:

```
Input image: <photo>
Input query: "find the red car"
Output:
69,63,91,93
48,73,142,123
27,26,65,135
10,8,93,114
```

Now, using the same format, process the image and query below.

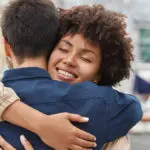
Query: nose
62,53,77,67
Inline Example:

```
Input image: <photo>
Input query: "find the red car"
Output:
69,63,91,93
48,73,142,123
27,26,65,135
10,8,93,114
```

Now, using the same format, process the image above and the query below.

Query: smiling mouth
57,69,77,79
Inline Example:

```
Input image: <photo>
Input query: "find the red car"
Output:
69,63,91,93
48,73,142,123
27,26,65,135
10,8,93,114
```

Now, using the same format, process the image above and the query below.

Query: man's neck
12,57,48,70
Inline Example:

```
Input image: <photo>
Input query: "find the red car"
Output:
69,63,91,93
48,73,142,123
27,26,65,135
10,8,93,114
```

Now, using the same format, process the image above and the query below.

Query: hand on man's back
36,113,97,149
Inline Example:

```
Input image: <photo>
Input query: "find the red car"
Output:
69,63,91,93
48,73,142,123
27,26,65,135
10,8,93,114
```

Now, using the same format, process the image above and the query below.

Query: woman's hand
0,135,34,150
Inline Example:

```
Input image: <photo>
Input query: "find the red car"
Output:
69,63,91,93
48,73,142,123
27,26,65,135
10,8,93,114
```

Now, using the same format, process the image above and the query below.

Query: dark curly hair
59,4,134,86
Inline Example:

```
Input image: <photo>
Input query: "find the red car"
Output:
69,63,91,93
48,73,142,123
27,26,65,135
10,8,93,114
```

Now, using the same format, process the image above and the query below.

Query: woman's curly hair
59,4,134,86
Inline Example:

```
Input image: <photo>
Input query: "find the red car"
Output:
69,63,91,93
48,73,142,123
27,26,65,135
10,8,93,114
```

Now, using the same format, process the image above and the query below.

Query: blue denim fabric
1,67,142,150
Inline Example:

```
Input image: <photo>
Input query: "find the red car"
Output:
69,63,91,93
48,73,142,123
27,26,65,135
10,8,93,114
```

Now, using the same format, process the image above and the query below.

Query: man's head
1,0,59,65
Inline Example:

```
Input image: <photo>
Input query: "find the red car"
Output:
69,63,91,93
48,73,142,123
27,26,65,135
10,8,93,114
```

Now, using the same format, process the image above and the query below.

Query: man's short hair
1,0,60,62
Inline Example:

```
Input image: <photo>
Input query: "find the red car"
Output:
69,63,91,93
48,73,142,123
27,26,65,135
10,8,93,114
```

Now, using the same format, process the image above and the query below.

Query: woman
0,4,140,150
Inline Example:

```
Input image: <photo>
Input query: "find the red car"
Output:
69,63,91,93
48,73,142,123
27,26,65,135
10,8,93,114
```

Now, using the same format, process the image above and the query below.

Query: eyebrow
61,40,73,47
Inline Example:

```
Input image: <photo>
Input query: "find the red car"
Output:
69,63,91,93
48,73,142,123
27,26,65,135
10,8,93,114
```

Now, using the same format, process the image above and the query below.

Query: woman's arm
102,136,130,150
0,82,20,120
142,116,150,122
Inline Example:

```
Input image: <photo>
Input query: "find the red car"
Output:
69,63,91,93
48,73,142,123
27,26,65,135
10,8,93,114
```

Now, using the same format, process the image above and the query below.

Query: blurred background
0,0,150,149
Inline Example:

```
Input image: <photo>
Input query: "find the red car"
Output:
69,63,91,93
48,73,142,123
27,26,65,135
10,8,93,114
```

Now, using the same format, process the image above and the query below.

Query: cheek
48,51,58,72
78,64,100,81
48,59,52,75
49,51,61,66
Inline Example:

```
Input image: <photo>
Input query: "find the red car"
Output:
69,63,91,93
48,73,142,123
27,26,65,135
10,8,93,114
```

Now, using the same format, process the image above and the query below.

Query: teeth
58,70,74,78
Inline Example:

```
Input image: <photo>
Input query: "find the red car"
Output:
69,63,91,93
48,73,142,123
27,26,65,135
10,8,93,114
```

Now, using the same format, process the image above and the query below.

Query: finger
70,145,92,150
20,135,34,150
66,113,89,123
75,138,97,148
0,135,16,150
76,129,96,142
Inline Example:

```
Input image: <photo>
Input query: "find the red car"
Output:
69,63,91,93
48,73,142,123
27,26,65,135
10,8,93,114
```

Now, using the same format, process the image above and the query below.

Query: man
0,0,96,149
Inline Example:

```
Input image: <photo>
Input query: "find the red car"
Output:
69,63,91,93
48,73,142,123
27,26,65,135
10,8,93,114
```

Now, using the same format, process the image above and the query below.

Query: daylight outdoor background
0,0,150,149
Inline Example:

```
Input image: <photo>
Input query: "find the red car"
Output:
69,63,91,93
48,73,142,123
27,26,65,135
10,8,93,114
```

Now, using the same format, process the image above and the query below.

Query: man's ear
3,37,12,57
3,37,14,68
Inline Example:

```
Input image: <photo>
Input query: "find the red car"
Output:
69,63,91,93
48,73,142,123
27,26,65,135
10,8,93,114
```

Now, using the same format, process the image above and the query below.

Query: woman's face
48,34,102,84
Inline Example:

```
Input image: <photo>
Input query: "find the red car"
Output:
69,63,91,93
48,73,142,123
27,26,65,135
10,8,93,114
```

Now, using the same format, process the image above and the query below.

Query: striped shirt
0,82,19,121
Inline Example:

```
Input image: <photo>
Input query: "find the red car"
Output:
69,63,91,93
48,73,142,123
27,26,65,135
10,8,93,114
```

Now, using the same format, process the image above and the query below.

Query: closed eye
58,48,68,53
81,57,92,63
